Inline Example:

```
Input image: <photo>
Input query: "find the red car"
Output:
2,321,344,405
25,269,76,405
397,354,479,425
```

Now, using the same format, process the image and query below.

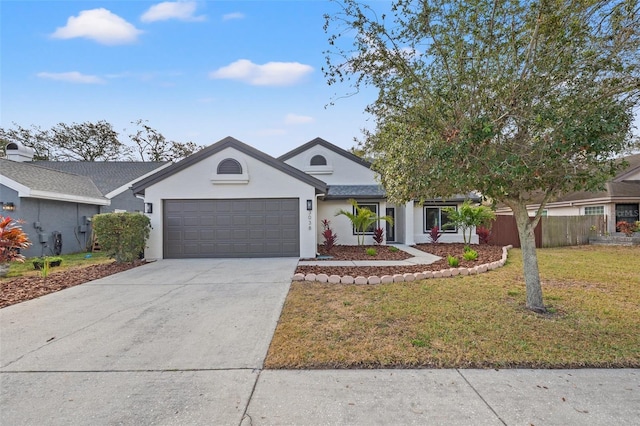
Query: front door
386,207,396,242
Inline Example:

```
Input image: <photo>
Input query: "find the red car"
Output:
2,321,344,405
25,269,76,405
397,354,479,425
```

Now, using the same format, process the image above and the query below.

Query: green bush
92,213,151,263
447,255,459,267
388,246,400,252
365,247,377,256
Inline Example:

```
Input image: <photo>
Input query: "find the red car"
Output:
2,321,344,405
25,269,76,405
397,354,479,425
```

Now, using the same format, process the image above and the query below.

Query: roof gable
278,137,371,169
132,137,327,195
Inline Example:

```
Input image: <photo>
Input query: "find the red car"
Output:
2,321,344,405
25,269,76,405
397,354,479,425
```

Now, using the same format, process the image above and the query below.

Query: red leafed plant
0,216,32,263
616,221,637,237
428,226,442,243
476,226,492,245
321,219,338,253
372,227,384,245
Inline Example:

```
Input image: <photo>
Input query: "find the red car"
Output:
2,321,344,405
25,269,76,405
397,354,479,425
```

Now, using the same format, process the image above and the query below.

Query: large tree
1,120,202,162
127,119,203,162
324,0,640,312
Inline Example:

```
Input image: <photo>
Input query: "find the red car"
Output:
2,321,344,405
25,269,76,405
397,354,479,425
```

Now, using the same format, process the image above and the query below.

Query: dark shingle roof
32,161,168,195
325,185,386,199
1,159,107,203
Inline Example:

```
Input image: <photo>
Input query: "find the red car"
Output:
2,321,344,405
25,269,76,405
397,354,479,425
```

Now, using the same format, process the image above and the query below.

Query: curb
293,245,513,284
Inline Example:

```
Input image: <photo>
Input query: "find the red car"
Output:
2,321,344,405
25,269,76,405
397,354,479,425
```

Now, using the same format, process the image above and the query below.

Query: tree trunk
511,202,545,312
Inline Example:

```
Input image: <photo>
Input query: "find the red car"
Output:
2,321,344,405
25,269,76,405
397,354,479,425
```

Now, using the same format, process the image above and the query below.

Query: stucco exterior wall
0,186,98,258
318,199,390,246
141,147,319,259
413,203,479,244
283,145,378,185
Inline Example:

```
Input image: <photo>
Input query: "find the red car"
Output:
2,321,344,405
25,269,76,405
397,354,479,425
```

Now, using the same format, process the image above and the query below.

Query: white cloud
37,71,105,84
222,12,245,21
209,59,313,86
141,1,205,23
51,8,142,45
284,113,314,125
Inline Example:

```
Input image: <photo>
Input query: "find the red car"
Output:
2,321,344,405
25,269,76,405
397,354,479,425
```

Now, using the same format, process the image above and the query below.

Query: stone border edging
293,245,513,284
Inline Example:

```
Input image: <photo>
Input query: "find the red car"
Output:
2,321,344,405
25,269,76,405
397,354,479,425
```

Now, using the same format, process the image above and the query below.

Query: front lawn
1,251,113,279
265,245,640,369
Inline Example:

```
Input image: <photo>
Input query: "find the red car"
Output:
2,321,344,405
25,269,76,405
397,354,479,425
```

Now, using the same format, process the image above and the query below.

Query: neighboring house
495,153,640,234
132,136,481,260
0,142,170,257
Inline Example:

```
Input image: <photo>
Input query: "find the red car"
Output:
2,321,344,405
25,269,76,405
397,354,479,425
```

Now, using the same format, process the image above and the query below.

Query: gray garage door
163,199,300,258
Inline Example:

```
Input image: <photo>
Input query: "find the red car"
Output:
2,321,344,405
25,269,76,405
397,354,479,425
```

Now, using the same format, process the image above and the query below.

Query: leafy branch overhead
325,0,640,312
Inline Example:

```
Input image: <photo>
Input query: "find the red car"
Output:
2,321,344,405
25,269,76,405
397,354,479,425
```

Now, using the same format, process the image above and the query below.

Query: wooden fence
487,215,606,248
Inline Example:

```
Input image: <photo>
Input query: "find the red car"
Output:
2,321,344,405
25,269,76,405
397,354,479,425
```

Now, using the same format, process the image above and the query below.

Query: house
132,136,481,260
495,153,640,234
0,142,169,257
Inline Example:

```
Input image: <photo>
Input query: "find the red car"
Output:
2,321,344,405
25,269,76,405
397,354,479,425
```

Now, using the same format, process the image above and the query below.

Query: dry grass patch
265,246,640,369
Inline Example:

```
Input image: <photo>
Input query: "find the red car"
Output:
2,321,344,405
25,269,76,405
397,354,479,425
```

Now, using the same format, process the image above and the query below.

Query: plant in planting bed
476,226,492,244
372,227,384,245
321,219,338,253
0,216,32,277
428,226,442,243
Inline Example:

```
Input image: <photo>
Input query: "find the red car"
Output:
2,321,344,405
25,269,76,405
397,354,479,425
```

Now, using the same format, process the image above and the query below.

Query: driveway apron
1,258,297,425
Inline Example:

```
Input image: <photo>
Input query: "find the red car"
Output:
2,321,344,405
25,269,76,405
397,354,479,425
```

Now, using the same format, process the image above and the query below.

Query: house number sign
308,212,312,230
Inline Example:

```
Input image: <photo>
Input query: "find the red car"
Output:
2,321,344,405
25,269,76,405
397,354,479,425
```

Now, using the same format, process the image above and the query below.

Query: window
217,158,242,174
424,206,457,233
353,203,379,234
584,206,604,216
615,203,639,230
310,154,327,166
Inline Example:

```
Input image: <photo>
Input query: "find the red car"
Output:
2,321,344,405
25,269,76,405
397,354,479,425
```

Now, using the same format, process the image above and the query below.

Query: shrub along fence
488,215,606,248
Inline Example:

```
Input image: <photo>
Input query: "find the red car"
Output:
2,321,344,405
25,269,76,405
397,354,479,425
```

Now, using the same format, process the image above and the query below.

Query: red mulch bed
295,243,505,277
1,261,145,309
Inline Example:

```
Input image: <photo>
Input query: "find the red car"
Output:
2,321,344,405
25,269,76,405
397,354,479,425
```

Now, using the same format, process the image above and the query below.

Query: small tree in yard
325,0,640,312
336,199,394,245
443,201,496,245
92,213,151,263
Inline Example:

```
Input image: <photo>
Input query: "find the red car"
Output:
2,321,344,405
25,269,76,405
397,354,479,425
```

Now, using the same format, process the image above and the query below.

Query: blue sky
1,0,377,156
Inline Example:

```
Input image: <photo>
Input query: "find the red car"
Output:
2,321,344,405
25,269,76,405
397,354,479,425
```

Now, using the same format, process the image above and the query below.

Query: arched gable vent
310,155,327,166
217,158,243,174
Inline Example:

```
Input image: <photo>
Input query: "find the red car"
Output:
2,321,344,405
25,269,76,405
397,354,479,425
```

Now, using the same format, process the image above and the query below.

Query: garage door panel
164,199,299,258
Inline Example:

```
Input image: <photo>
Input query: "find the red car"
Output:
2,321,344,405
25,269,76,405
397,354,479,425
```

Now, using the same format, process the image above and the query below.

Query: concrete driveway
0,258,297,425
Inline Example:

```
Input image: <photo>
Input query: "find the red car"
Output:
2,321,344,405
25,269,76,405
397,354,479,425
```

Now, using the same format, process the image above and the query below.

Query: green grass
2,252,112,279
265,246,640,369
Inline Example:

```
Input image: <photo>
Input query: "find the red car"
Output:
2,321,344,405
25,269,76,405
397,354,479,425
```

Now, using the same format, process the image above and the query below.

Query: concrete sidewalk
298,243,441,266
1,259,638,425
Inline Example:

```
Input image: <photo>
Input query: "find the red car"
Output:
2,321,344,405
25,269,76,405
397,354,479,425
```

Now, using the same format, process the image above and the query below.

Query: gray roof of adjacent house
132,137,328,195
0,158,108,204
32,161,169,195
325,185,386,199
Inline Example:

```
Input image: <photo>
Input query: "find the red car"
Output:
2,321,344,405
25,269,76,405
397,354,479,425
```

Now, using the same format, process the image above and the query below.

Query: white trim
211,156,249,184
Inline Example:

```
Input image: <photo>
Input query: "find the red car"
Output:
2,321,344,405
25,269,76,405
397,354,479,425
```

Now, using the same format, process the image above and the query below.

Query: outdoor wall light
306,199,313,211
144,203,153,214
2,202,16,212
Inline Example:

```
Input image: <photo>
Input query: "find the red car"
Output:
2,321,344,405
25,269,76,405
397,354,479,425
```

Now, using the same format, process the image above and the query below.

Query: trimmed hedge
92,212,151,263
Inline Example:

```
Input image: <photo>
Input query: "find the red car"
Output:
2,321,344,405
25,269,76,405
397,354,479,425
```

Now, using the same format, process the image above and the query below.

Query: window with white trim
353,203,379,235
310,155,327,166
584,206,604,216
217,158,243,174
424,206,457,233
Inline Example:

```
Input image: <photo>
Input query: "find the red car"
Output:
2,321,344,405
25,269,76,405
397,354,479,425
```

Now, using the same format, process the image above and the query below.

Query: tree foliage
0,216,32,264
443,201,496,244
324,0,640,311
1,120,203,162
92,212,151,263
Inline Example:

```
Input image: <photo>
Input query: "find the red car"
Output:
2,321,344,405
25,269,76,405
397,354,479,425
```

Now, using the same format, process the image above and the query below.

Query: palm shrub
92,212,151,263
336,199,393,246
443,201,496,245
